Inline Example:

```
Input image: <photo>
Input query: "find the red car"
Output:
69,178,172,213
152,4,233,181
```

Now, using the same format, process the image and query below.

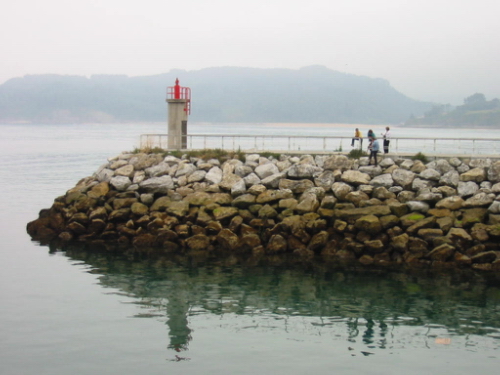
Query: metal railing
139,134,500,156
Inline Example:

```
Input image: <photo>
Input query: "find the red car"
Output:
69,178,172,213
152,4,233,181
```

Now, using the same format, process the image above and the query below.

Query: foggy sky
1,0,499,105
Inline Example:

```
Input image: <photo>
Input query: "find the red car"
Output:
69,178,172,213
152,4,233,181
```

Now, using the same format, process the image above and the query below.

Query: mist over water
2,123,500,375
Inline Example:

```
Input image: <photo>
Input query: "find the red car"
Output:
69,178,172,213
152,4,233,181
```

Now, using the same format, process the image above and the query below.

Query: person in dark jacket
368,136,380,166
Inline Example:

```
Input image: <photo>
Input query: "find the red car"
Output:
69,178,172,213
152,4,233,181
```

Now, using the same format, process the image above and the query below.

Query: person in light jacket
381,126,391,154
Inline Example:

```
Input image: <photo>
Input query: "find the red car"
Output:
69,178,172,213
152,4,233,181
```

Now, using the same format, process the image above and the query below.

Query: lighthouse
166,78,191,149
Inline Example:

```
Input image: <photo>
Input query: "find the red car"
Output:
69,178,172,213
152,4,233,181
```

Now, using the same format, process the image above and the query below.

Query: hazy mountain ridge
405,93,500,128
0,66,433,124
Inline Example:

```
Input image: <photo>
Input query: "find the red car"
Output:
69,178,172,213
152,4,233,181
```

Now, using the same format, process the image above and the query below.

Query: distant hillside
405,93,500,128
0,66,432,124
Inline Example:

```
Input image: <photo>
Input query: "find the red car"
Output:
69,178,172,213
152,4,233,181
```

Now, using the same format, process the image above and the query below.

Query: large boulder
287,163,320,179
139,175,174,194
419,168,441,181
255,163,280,179
439,170,460,188
295,193,320,214
487,161,500,183
323,155,352,171
370,174,394,188
341,170,371,185
205,166,223,185
355,214,382,235
392,169,415,189
219,173,243,191
460,168,486,183
457,181,479,197
331,182,353,200
279,179,315,194
145,162,170,177
110,176,132,191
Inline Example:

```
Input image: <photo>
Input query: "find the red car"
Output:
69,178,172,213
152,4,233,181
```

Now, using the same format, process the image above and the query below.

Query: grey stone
460,167,486,183
94,167,114,182
358,165,383,177
487,161,500,183
399,159,414,170
245,154,260,164
140,193,154,205
255,163,280,179
448,157,462,167
232,194,257,208
457,181,479,197
331,182,353,200
110,176,132,191
261,172,287,189
314,170,336,191
406,201,430,213
115,164,135,178
145,162,170,177
295,193,320,214
341,170,371,185
439,170,459,188
243,172,261,187
231,179,247,197
205,166,223,185
139,175,174,194
133,171,146,184
469,158,491,169
175,162,197,177
110,160,128,170
369,173,394,188
279,179,315,194
287,163,320,179
379,158,395,168
187,169,207,183
412,178,436,191
419,168,441,181
463,192,495,207
235,165,254,177
323,155,352,171
434,159,454,174
388,186,404,194
392,168,416,189
436,196,464,210
164,155,181,165
219,173,243,191
488,201,500,214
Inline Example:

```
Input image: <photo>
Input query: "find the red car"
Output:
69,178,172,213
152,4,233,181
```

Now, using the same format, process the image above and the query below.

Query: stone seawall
27,152,500,271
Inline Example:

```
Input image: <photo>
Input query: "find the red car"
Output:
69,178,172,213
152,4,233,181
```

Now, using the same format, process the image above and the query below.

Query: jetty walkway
139,134,500,159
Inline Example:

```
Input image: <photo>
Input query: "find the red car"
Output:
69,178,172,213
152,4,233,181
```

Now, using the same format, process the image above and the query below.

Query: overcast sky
1,0,499,105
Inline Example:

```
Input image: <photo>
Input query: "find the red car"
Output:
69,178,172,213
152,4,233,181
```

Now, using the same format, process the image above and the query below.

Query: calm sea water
1,123,500,375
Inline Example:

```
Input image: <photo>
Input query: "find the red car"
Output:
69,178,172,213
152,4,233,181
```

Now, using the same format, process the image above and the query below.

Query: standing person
367,129,375,139
368,136,380,166
351,128,363,148
381,126,391,154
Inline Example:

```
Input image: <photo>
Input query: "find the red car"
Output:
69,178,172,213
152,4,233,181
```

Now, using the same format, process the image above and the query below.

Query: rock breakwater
27,152,500,271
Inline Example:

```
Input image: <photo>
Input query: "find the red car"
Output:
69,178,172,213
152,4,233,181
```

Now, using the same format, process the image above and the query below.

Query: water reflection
61,247,500,354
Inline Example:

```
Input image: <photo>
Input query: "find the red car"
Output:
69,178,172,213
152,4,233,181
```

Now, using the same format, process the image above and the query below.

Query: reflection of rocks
27,153,500,271
63,247,500,352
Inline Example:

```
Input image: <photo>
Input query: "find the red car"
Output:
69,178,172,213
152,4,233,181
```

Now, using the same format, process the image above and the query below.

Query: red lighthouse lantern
167,78,191,115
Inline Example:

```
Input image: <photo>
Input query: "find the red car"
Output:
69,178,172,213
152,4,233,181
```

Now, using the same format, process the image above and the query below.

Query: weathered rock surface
27,152,500,271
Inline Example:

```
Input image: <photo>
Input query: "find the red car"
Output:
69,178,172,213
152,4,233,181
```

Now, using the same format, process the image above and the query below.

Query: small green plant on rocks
412,152,429,164
260,152,281,160
347,149,367,159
